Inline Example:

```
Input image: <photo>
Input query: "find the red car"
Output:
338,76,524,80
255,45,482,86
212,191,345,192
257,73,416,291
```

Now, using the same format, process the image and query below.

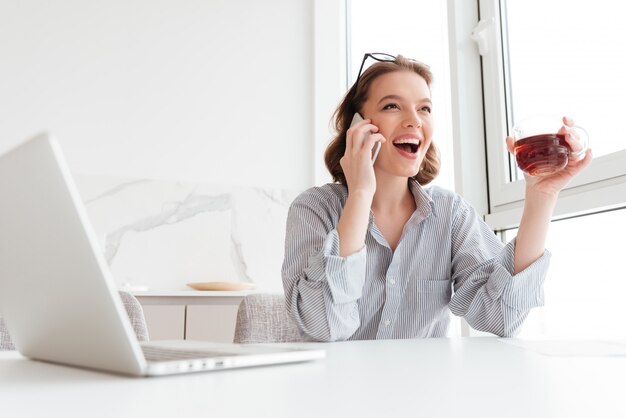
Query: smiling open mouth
393,139,420,154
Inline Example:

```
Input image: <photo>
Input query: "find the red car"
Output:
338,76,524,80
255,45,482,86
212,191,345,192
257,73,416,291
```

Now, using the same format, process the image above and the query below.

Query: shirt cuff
320,229,367,304
485,238,551,311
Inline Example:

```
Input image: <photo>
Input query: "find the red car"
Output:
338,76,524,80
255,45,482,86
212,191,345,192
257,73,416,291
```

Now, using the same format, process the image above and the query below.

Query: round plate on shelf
186,281,256,291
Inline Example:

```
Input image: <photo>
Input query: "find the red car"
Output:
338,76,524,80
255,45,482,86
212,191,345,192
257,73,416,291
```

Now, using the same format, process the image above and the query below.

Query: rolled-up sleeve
448,200,550,337
282,190,367,342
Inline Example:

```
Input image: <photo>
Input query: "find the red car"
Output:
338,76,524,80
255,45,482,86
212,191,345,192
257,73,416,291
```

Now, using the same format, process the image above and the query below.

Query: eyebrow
377,95,432,105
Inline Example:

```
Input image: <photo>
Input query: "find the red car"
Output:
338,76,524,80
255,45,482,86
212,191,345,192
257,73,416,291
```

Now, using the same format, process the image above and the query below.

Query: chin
397,167,421,178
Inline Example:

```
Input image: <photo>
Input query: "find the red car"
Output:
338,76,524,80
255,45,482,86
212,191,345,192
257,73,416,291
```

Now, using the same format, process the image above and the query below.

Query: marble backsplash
74,175,301,293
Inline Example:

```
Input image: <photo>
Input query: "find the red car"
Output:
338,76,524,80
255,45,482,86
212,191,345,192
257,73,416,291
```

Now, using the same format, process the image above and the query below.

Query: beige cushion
0,317,15,351
0,290,149,351
118,290,150,342
233,293,303,343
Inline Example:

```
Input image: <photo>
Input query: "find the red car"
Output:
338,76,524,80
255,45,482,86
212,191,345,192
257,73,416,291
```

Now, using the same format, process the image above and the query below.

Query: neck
371,172,414,213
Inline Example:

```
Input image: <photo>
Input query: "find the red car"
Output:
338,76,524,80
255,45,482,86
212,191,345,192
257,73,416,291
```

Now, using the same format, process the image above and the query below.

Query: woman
281,54,592,341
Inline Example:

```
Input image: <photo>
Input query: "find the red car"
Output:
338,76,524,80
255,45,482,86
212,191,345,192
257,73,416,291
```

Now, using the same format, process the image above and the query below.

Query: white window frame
313,0,348,187
478,0,626,231
446,0,489,216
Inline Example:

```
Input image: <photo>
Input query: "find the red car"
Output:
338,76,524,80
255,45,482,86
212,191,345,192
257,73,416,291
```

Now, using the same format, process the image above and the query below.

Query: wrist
338,190,372,257
525,186,559,204
522,189,557,220
347,188,375,204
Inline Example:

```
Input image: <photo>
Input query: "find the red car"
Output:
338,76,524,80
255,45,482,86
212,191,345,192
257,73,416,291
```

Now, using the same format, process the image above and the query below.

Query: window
472,0,626,339
479,0,626,230
505,1,626,161
348,0,455,191
504,208,626,339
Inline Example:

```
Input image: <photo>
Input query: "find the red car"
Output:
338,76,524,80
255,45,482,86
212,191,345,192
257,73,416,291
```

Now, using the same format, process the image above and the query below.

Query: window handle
471,17,495,56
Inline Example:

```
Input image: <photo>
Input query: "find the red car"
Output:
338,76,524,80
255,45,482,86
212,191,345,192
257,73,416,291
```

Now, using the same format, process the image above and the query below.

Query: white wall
0,0,314,190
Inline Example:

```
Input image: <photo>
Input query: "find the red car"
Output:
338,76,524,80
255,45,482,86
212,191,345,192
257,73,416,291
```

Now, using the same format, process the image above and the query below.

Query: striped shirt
281,179,550,341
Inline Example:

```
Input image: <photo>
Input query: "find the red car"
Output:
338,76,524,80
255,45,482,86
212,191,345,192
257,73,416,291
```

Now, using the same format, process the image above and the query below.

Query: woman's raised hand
341,118,386,197
505,116,592,198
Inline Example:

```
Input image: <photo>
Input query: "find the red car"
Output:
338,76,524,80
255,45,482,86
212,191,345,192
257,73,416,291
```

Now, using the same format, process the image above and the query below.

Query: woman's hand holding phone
351,113,382,163
341,113,386,197
336,113,386,256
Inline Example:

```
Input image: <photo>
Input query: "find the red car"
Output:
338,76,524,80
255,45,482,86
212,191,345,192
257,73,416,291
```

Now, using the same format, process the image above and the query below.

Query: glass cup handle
569,125,589,159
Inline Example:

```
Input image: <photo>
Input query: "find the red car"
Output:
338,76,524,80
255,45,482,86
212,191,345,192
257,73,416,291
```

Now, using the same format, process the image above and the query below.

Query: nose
403,112,422,129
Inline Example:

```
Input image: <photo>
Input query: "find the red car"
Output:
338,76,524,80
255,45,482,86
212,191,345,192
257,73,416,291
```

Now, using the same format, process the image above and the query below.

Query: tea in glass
512,116,589,177
514,133,570,176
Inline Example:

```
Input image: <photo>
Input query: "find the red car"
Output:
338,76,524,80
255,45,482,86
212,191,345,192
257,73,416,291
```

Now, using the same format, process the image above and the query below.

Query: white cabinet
185,305,241,342
132,291,249,343
142,305,186,340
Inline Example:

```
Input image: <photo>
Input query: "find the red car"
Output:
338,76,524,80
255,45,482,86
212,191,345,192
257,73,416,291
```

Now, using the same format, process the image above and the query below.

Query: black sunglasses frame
353,52,397,94
352,52,429,96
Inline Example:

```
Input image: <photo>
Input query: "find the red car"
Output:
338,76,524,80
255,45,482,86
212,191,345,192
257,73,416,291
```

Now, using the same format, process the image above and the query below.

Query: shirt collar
408,178,436,220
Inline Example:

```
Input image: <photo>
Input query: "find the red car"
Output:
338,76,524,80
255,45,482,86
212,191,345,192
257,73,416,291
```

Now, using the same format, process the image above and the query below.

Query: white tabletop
1,337,625,418
131,290,254,305
131,290,252,297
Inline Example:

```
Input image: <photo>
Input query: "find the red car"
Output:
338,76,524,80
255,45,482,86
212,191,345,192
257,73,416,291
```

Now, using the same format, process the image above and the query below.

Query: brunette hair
324,55,440,186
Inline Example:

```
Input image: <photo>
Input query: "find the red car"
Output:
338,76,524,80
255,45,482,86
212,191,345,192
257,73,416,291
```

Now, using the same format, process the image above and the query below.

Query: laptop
0,133,324,376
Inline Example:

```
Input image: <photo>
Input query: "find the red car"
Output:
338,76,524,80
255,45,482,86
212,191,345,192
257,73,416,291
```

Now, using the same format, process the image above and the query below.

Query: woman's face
360,70,433,178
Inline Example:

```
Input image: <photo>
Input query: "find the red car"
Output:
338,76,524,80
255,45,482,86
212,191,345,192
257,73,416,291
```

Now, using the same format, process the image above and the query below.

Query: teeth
393,138,420,145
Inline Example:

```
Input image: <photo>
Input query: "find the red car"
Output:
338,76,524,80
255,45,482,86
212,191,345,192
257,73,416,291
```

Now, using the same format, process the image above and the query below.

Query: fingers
354,133,385,162
561,128,584,156
346,118,371,151
569,148,593,171
557,119,574,136
562,116,574,127
364,133,385,159
561,149,592,181
505,136,515,154
567,136,584,157
557,119,585,156
346,119,381,156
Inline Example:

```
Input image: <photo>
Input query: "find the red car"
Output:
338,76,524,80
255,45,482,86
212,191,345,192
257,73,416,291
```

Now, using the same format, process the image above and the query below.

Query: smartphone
350,113,381,164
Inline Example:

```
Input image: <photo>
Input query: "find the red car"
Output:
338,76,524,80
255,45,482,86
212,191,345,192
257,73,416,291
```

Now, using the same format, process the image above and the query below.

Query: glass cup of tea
512,115,589,177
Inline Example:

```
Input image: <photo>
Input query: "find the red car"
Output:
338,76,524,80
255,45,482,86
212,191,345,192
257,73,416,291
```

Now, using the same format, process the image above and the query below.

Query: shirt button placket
380,268,399,338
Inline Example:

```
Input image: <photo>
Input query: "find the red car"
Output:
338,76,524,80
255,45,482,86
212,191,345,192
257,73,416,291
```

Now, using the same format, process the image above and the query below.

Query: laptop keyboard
141,345,240,362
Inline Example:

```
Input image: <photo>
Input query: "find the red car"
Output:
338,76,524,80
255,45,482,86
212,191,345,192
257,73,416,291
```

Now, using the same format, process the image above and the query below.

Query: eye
382,103,399,110
420,105,432,114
